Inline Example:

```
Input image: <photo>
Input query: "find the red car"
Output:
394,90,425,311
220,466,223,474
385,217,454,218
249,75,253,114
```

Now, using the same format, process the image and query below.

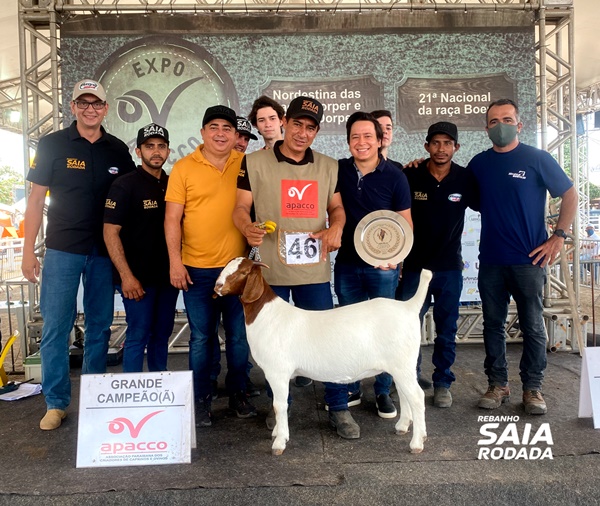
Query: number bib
279,231,321,265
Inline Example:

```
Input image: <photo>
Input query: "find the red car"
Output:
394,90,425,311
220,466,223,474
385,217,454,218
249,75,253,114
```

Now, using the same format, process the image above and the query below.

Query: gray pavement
1,343,600,505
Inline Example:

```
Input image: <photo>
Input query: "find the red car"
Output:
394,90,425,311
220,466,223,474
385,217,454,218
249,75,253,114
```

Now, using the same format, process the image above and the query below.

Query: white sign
461,209,481,302
578,346,600,429
76,371,194,468
283,232,321,265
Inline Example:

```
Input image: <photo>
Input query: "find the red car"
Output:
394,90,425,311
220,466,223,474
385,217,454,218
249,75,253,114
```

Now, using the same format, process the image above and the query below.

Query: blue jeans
398,270,462,388
119,284,179,373
478,264,547,391
40,248,114,410
183,266,249,402
334,262,399,401
269,282,348,411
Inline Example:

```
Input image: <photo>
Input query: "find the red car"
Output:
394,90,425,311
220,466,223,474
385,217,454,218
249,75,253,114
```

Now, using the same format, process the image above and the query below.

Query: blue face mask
487,123,518,148
587,229,594,237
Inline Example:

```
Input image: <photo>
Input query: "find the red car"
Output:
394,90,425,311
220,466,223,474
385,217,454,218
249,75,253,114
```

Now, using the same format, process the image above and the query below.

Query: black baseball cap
286,96,324,125
136,123,169,147
426,122,458,143
236,116,258,140
202,105,237,128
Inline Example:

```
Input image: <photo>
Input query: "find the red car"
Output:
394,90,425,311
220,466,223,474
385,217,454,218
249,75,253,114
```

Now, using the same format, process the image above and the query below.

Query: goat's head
214,257,270,303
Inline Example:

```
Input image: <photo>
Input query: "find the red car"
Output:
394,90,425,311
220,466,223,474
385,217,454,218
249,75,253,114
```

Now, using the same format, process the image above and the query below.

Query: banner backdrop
61,12,537,302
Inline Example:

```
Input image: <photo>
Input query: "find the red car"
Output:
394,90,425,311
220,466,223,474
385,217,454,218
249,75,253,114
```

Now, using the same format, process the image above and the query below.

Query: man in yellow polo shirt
165,105,256,427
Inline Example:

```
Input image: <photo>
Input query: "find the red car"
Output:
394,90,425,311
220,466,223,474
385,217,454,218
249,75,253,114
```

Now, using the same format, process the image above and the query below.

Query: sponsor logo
108,167,119,175
79,81,100,91
413,191,427,201
143,124,165,138
281,180,318,218
66,158,86,170
105,199,116,210
100,410,169,456
301,99,319,114
143,199,158,210
508,170,526,180
477,416,554,460
448,193,462,202
108,411,163,438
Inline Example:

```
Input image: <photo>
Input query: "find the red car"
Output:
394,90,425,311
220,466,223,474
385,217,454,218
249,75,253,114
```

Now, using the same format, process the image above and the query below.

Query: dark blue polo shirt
336,156,411,266
402,159,478,272
104,166,171,287
27,121,135,256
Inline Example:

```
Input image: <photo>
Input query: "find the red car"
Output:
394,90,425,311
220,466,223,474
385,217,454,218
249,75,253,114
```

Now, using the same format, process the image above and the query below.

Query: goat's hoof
410,447,424,454
396,427,410,435
272,448,285,456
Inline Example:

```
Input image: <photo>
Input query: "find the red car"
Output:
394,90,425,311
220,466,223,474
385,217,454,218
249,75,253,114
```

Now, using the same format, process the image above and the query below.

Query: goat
214,257,432,456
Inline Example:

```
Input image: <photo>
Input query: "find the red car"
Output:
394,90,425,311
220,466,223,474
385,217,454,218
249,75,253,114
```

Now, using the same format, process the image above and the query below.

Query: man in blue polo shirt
22,79,135,430
334,111,412,428
397,121,478,409
104,123,179,373
468,98,577,415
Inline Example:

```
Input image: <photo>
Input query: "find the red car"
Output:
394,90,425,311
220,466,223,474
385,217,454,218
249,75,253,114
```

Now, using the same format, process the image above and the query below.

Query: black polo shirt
27,121,135,256
336,156,411,266
402,159,478,272
103,166,170,287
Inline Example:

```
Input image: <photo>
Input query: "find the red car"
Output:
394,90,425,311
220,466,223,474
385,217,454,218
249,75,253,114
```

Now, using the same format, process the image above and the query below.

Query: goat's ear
241,267,264,303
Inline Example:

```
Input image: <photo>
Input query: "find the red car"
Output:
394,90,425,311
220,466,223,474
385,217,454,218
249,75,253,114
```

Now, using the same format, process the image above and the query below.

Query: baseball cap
136,123,169,148
202,105,237,128
236,116,258,140
72,79,106,102
286,96,323,125
426,121,458,143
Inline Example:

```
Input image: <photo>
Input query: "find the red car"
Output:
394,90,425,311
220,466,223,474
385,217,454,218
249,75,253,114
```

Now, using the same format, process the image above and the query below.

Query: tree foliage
0,165,24,205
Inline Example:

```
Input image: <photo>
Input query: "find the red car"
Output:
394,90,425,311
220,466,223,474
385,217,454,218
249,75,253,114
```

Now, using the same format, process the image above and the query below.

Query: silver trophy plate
353,210,414,267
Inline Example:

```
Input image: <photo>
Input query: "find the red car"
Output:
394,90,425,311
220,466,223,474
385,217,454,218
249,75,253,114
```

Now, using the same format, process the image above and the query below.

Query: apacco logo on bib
281,179,318,218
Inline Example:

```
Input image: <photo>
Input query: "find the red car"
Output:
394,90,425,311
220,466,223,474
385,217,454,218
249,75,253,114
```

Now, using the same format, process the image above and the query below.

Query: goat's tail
405,269,433,312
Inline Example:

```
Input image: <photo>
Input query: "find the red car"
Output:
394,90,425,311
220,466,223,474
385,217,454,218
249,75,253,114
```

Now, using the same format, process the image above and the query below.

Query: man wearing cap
334,111,412,421
397,121,478,409
233,96,353,438
104,124,179,373
165,105,256,427
247,95,285,150
234,116,258,153
22,78,135,430
581,225,600,283
469,99,577,415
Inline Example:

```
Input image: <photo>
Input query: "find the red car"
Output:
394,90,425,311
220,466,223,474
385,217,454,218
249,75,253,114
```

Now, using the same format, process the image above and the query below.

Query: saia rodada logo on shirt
67,158,86,170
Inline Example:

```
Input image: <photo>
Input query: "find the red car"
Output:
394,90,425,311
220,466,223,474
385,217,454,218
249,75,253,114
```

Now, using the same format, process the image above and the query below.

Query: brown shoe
40,409,66,430
523,390,547,415
478,385,510,409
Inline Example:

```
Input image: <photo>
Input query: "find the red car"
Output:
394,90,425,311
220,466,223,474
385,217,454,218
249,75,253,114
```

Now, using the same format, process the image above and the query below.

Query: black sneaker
246,379,261,398
195,400,213,427
325,390,362,411
294,376,313,387
211,380,219,401
376,394,398,419
229,391,257,419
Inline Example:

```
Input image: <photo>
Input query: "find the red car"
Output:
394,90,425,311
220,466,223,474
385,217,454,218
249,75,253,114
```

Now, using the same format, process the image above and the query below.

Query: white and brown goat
214,257,432,455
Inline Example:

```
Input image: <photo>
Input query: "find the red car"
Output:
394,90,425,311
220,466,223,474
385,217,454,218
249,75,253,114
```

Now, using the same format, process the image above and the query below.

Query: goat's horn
252,261,270,269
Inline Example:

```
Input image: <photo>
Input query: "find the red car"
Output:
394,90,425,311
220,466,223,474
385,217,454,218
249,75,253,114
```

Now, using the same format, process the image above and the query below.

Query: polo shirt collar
68,121,108,142
352,155,386,174
273,140,314,165
136,165,168,183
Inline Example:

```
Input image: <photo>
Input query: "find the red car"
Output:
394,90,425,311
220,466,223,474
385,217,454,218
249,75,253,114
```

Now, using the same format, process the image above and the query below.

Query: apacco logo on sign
100,410,168,455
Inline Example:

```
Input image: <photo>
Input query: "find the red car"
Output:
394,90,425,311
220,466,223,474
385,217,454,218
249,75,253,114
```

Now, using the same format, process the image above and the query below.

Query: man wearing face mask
468,98,577,416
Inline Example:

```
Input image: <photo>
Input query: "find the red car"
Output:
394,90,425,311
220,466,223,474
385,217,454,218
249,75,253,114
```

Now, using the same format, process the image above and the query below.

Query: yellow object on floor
0,332,18,386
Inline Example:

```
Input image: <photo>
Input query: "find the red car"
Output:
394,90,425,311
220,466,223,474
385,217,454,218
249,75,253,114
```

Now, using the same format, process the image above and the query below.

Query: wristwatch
554,229,568,239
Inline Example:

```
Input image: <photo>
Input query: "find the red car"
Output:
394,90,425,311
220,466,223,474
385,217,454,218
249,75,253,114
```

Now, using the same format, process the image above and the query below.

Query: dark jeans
268,282,348,411
478,264,547,391
183,266,249,402
398,269,462,388
334,262,400,400
118,284,179,373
